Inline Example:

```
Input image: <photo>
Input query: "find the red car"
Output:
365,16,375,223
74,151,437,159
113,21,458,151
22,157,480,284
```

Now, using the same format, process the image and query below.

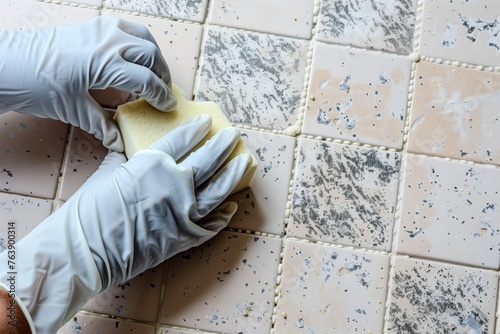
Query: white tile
161,231,281,333
397,154,500,269
274,239,390,334
226,130,295,235
208,0,315,39
58,313,155,334
105,0,209,22
288,138,401,251
196,27,309,131
304,43,411,149
386,257,499,333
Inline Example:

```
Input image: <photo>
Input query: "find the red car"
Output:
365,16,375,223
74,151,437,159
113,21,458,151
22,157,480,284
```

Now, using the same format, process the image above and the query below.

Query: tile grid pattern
0,0,498,333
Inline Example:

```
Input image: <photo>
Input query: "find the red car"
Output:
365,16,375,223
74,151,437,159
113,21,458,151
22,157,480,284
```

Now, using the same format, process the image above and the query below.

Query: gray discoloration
106,0,207,21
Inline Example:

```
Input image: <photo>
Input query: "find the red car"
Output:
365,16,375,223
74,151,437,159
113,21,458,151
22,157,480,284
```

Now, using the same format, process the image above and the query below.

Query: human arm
0,16,177,152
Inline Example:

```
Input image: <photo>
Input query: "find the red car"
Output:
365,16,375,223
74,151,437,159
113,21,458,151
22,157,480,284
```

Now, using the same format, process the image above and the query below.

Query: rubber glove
0,115,252,334
0,16,176,152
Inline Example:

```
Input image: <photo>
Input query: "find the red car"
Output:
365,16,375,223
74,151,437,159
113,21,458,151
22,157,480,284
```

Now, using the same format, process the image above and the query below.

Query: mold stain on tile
387,257,498,334
106,0,207,21
196,28,308,130
317,0,417,54
289,139,400,250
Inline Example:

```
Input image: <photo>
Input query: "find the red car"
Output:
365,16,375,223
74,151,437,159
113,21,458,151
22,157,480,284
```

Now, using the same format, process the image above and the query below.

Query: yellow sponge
114,84,257,194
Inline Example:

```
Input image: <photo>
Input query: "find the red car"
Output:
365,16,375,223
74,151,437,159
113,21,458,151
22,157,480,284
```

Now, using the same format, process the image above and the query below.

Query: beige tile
195,27,309,130
304,43,411,149
226,130,295,235
0,112,68,198
386,256,498,333
419,0,500,67
396,154,500,269
208,0,315,39
407,61,500,164
58,312,156,334
288,138,401,251
102,10,203,98
58,127,107,201
0,192,52,248
0,0,98,30
274,239,389,334
316,0,418,54
161,231,281,333
105,0,209,22
83,263,165,322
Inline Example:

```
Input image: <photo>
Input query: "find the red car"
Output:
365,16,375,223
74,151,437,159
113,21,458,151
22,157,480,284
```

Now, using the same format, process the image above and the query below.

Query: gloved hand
0,115,251,334
0,16,176,152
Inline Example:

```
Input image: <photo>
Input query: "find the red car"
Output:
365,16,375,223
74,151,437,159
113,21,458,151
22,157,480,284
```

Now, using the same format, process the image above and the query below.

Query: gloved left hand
0,115,251,334
0,16,177,152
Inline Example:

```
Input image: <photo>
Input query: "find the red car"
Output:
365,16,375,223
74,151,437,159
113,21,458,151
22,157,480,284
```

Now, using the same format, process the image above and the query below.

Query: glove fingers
121,37,172,86
74,95,125,152
181,127,240,188
148,114,212,161
111,17,161,49
107,61,177,111
195,154,252,218
196,202,238,235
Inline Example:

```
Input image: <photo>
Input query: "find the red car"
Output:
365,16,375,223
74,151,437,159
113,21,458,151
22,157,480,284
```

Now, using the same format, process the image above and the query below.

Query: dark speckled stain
458,13,500,50
108,0,204,20
388,263,491,334
291,140,400,248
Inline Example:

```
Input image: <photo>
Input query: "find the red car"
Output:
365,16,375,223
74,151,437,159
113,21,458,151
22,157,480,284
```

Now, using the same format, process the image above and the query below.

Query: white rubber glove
0,16,176,152
0,115,251,334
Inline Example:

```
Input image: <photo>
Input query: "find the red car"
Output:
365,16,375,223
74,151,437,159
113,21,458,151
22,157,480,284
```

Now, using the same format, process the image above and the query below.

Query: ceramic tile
419,0,500,67
58,127,107,201
396,154,500,269
0,0,98,31
83,263,165,322
105,0,209,22
274,239,390,334
58,313,156,334
226,130,295,235
159,328,217,334
288,138,401,251
161,231,281,333
407,61,500,164
0,193,52,250
195,27,309,131
316,0,417,54
386,256,499,334
101,10,203,98
304,43,411,149
0,112,68,198
48,0,103,7
208,0,315,39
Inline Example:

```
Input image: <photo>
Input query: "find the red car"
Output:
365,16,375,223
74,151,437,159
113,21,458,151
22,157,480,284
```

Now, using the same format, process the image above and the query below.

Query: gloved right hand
0,115,252,334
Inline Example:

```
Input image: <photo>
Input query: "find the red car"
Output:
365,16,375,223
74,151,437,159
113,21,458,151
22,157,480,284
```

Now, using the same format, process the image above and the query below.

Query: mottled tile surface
208,0,315,39
102,10,203,96
419,0,500,67
397,154,500,269
195,27,309,130
0,193,52,248
83,264,165,322
408,61,500,164
274,239,389,334
58,127,107,201
105,0,209,22
317,0,417,54
288,138,401,251
58,313,156,334
304,43,411,148
226,130,295,235
386,256,498,334
0,112,68,198
161,231,281,333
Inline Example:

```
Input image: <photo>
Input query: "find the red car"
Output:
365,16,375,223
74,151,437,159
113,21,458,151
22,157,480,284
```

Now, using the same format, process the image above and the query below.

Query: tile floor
0,0,499,333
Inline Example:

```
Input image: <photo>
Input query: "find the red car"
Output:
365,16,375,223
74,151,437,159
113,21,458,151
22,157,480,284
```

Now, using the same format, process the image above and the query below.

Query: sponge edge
114,84,257,194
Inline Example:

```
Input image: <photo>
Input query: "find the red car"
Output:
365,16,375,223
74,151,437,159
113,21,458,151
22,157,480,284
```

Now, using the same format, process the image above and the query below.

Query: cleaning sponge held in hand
114,84,257,194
